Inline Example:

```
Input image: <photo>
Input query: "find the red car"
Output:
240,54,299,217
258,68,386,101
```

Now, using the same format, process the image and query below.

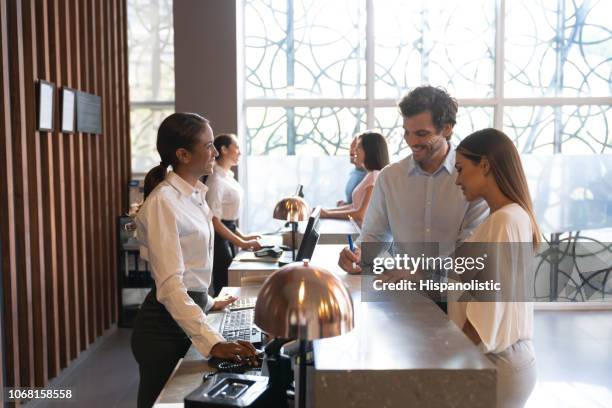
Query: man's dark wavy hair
398,86,458,133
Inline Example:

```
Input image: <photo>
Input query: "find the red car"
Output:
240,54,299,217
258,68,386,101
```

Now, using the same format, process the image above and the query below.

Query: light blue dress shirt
358,146,489,259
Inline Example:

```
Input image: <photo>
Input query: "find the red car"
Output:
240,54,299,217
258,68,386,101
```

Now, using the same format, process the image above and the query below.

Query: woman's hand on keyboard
211,294,238,311
210,340,258,363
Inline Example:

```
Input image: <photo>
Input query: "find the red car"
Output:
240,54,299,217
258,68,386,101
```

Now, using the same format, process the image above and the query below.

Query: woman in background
320,131,389,224
453,128,539,408
337,135,367,206
131,114,257,408
205,133,261,296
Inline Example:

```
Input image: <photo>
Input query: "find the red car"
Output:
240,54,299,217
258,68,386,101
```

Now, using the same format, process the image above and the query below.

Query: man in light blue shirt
338,86,489,273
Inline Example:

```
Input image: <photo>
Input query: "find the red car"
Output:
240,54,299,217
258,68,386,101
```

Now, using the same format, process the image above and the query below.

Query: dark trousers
212,219,237,296
131,288,208,408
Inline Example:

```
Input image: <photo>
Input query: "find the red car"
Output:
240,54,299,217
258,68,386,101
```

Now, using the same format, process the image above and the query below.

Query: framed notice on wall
36,80,55,131
61,87,76,133
76,91,102,134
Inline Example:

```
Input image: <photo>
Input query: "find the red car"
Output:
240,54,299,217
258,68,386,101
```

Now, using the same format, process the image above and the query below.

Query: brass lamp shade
272,196,310,223
254,261,354,340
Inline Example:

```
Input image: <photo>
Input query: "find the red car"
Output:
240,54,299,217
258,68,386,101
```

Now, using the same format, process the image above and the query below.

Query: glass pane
503,105,612,154
561,105,612,153
130,106,175,174
453,106,495,143
374,0,495,99
374,106,494,156
373,107,404,156
244,0,366,98
504,106,557,154
246,107,365,156
293,107,365,155
128,0,175,101
246,107,288,156
245,156,355,232
505,0,612,97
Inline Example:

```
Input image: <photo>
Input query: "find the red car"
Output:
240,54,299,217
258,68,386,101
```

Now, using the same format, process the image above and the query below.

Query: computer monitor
295,206,320,261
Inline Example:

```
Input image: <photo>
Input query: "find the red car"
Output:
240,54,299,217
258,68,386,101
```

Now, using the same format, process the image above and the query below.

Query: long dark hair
457,128,541,247
143,112,209,199
359,132,390,171
213,133,236,161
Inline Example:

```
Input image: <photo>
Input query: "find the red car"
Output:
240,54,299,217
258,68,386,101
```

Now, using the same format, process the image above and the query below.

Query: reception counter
155,245,496,407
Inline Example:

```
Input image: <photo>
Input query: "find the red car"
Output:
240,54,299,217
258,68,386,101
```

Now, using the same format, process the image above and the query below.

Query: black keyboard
220,309,262,344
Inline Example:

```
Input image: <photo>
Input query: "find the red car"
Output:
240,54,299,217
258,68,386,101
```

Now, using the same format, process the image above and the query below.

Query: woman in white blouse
205,134,261,296
453,128,540,408
131,114,257,408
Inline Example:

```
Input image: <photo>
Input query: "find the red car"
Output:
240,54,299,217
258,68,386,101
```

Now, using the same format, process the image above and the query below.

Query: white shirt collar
407,142,455,176
213,163,235,178
166,171,208,197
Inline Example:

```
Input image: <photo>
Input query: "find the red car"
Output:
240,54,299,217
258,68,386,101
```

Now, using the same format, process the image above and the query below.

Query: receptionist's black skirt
131,287,208,408
211,219,237,296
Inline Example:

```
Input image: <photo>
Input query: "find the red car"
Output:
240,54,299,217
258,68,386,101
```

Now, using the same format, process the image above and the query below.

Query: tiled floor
28,310,612,408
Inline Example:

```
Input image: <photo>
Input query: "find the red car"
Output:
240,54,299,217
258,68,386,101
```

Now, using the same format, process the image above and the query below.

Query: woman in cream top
453,128,539,408
459,203,534,353
320,131,389,224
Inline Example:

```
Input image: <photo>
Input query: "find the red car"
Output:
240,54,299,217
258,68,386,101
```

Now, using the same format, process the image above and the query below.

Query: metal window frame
241,0,612,136
237,0,612,229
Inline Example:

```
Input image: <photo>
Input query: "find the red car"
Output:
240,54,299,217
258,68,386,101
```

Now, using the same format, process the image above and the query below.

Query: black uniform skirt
211,219,237,296
131,287,209,408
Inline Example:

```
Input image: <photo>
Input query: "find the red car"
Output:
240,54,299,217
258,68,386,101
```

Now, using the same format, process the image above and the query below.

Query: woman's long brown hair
457,128,541,248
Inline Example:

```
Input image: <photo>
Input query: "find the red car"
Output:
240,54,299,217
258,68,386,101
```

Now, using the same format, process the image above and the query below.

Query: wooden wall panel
34,0,61,380
0,0,21,390
0,0,130,388
22,0,48,386
83,0,97,346
93,0,104,337
7,0,36,387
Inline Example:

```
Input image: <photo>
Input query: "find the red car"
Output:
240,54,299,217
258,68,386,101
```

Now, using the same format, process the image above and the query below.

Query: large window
128,0,175,174
242,0,612,231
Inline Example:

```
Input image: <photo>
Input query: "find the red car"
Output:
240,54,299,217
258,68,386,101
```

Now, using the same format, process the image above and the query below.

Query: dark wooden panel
1,0,129,388
84,0,97,344
47,0,70,371
7,0,36,387
37,0,61,380
101,0,111,331
93,0,104,337
119,0,130,216
73,0,89,351
0,0,21,389
110,0,120,323
60,0,80,361
100,0,110,331
22,0,49,386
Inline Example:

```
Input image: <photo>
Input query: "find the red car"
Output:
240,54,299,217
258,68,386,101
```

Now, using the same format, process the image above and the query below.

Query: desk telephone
208,353,264,374
254,246,283,258
185,339,295,408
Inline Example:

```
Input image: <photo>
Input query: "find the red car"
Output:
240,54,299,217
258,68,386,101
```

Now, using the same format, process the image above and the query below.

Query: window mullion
366,0,374,129
494,0,505,130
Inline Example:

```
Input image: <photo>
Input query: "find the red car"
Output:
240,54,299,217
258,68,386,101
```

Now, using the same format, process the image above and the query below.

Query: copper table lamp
272,196,310,261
